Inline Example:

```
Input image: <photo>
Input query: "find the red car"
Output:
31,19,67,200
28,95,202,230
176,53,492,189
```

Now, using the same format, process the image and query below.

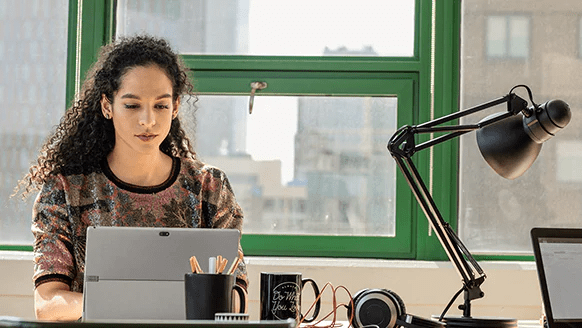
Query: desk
0,317,541,328
0,317,295,328
517,320,542,328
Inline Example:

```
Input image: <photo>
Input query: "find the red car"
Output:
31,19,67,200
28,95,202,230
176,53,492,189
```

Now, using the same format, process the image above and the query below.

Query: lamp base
437,316,517,328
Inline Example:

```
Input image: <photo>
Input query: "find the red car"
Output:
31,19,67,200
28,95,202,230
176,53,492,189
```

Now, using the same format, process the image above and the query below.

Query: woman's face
101,64,179,157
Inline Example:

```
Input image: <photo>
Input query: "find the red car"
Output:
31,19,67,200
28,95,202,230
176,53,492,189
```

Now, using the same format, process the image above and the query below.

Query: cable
438,286,465,321
509,84,537,108
299,282,354,328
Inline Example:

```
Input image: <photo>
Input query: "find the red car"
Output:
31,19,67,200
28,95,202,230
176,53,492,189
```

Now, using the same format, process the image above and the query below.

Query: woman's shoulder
42,167,103,188
35,168,108,206
179,156,228,179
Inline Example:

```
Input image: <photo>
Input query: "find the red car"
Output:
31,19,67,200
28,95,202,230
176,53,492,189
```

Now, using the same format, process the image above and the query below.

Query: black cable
509,84,537,108
438,286,465,321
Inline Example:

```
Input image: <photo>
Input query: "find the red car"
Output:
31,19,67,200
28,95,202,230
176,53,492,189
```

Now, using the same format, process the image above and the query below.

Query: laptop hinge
86,275,100,282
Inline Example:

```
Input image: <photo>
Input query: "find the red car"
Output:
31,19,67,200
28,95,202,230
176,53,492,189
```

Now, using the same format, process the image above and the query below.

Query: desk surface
0,317,542,328
518,320,543,328
0,317,295,328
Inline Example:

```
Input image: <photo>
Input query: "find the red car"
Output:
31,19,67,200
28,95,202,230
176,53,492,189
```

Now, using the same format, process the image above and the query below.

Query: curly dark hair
15,34,197,198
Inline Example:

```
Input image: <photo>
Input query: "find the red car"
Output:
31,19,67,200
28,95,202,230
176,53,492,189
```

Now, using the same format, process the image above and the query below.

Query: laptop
531,227,582,328
83,226,240,321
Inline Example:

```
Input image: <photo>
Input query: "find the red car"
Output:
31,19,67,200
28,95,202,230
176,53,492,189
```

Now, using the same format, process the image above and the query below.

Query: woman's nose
139,108,156,127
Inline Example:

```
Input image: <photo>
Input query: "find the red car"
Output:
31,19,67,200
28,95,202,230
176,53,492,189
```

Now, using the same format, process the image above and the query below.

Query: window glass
0,0,69,244
486,15,529,59
113,0,415,255
486,16,507,57
180,95,398,236
508,16,529,58
556,141,582,183
116,0,415,57
460,1,582,253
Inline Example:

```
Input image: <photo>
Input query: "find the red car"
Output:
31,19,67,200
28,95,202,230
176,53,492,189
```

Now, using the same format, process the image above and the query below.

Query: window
115,0,419,258
486,15,530,59
556,141,582,183
461,1,582,254
116,0,415,57
0,0,69,246
2,0,463,262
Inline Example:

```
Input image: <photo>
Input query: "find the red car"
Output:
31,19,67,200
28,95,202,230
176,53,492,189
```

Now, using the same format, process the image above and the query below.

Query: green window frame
1,0,461,261
191,73,417,258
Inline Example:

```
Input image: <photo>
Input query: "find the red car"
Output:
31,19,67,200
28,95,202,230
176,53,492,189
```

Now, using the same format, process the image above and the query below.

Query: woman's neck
106,149,174,187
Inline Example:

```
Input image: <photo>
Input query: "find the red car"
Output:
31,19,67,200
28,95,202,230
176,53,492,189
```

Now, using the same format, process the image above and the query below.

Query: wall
0,252,35,318
0,251,542,321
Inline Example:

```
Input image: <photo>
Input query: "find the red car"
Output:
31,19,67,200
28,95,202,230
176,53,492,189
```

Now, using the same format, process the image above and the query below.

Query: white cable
428,0,436,237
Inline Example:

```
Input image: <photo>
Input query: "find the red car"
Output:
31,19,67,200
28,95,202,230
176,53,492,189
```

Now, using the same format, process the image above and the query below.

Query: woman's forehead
116,65,173,97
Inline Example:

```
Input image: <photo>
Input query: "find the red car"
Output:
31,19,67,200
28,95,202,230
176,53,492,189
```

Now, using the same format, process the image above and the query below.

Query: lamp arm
386,91,530,315
417,95,511,129
389,93,528,158
392,153,485,291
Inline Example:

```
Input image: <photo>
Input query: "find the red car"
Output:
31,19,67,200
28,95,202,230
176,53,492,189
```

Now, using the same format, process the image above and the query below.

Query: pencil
226,250,244,275
217,255,224,273
189,256,197,273
218,257,228,274
190,256,203,273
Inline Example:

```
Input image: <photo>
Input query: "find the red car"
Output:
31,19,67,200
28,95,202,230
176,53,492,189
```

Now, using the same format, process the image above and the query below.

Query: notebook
83,226,241,321
531,227,582,328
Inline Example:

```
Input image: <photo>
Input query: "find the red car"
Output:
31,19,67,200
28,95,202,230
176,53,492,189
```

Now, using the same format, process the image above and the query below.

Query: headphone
347,288,446,328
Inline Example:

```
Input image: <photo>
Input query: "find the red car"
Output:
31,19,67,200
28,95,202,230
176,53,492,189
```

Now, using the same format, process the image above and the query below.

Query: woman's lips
136,134,157,141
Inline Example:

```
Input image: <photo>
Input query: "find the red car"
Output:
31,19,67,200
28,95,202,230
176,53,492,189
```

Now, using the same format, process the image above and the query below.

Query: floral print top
31,156,247,292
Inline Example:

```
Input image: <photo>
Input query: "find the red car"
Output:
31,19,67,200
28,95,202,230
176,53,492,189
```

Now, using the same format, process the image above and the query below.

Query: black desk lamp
387,85,571,327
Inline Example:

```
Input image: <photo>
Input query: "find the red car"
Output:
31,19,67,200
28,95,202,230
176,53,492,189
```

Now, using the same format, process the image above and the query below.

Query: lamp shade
476,113,542,180
476,99,571,180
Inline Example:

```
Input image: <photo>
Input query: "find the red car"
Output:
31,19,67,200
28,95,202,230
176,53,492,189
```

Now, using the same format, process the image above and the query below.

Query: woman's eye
124,104,139,109
155,104,170,110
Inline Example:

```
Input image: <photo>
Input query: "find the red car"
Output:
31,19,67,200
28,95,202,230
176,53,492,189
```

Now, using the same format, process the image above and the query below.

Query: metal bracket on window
249,81,268,114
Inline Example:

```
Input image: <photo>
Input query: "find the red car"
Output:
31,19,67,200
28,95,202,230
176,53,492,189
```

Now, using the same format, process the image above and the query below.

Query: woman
16,35,248,321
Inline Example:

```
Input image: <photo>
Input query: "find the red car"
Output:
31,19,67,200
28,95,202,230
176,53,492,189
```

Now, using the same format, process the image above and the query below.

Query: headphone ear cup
347,288,368,322
349,289,406,328
386,289,406,318
352,288,369,305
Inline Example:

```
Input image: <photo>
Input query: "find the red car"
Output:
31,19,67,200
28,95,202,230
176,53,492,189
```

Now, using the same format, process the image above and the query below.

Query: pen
209,256,217,274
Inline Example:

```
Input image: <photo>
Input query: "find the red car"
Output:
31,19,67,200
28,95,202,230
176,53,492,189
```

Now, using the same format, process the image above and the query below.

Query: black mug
260,272,321,322
184,273,246,320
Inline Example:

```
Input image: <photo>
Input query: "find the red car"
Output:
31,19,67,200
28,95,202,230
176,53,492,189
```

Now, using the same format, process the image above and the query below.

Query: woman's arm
32,176,82,321
203,167,249,312
34,281,83,321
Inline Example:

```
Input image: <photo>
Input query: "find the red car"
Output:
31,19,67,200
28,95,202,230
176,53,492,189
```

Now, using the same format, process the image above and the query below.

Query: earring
105,114,110,119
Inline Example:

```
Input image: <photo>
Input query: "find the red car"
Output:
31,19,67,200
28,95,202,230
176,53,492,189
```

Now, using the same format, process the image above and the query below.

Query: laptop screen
83,227,241,321
532,227,582,328
538,236,582,321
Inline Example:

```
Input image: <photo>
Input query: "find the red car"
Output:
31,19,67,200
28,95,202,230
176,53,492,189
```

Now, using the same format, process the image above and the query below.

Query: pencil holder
184,273,245,320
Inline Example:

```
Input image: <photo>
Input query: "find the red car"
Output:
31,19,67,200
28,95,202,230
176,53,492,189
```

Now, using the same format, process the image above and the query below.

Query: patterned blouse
31,156,247,293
